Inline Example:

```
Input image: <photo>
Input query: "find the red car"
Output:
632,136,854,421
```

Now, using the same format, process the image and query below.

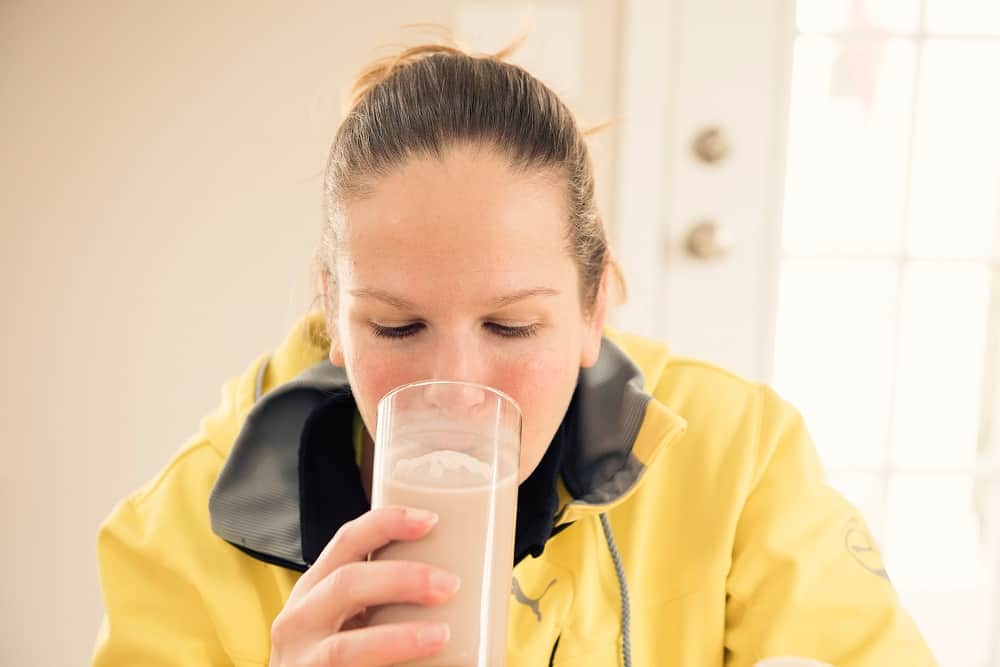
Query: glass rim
377,379,523,420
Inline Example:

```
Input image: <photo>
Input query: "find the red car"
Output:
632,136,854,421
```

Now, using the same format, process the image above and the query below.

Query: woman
92,44,936,666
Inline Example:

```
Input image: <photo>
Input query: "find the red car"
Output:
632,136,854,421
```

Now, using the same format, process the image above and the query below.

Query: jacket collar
208,338,687,572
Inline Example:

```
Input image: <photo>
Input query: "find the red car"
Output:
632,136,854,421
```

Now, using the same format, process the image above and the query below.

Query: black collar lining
297,388,578,567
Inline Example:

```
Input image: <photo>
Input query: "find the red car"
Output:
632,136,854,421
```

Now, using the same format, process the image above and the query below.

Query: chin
517,442,548,483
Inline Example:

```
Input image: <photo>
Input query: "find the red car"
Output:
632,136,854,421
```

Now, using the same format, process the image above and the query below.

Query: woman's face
328,144,606,481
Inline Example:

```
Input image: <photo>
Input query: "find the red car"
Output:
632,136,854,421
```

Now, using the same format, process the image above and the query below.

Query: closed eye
370,323,424,339
485,322,539,338
370,322,540,339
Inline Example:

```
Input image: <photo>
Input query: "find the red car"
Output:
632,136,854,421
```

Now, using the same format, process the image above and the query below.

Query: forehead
338,147,573,288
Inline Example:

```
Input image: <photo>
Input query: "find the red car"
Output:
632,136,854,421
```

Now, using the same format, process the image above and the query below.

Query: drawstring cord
600,513,632,667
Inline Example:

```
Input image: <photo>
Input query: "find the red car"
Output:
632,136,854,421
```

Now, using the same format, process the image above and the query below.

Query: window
772,2,1000,664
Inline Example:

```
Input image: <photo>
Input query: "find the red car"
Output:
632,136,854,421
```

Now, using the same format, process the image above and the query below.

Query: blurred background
3,0,999,664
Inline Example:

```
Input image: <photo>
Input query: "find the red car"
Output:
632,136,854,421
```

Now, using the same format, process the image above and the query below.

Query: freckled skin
327,145,608,481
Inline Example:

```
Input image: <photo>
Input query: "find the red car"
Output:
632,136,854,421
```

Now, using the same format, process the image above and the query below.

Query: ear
321,270,346,367
580,267,609,368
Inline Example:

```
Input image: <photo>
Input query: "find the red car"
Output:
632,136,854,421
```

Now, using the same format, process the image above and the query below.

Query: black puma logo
511,576,557,622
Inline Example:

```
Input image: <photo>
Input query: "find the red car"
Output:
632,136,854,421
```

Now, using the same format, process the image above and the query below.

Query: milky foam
392,449,492,485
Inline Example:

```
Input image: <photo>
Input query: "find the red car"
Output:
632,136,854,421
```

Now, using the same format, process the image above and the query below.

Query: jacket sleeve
91,493,242,666
723,386,939,667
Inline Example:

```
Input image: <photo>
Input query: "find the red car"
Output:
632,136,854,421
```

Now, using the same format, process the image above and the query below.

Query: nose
422,333,488,412
426,331,485,386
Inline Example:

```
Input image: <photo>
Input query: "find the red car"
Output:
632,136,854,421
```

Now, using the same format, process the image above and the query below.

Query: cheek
343,347,408,435
492,345,580,481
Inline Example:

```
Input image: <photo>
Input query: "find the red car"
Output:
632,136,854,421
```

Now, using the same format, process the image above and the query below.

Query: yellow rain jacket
93,313,937,666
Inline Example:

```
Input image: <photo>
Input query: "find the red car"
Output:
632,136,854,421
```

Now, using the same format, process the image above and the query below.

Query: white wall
0,1,620,663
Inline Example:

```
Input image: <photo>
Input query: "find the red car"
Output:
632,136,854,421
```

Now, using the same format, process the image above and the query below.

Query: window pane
885,474,997,665
906,42,1000,259
925,0,1000,35
980,269,1000,465
797,0,921,33
890,263,991,467
782,38,916,255
827,470,885,540
773,260,898,467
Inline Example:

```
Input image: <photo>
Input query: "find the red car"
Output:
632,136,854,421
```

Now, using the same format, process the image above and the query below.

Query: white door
614,0,1000,665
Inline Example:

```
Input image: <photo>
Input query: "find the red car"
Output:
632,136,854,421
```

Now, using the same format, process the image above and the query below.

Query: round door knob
684,220,733,260
692,126,731,164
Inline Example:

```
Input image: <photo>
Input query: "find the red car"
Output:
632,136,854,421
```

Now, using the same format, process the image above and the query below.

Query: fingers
293,506,438,598
269,507,451,667
289,560,460,632
304,623,450,667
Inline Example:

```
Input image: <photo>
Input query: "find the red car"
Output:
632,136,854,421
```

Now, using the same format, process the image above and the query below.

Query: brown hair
319,42,624,318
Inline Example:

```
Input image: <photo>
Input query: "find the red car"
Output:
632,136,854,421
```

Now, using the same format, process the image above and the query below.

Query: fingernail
430,570,461,595
405,508,438,525
416,623,449,647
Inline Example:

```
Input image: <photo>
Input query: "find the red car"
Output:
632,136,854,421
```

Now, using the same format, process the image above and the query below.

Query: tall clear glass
368,380,522,667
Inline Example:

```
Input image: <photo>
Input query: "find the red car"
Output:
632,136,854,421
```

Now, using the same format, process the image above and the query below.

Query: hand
268,506,460,666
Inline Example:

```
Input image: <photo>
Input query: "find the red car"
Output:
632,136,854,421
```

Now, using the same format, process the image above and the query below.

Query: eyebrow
349,287,561,310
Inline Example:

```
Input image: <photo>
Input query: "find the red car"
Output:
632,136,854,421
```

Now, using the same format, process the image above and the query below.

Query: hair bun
347,36,526,111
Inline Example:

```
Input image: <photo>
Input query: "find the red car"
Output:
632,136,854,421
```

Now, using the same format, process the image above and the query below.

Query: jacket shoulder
604,327,764,403
95,438,286,665
663,356,802,439
100,438,224,543
639,347,806,486
656,355,781,421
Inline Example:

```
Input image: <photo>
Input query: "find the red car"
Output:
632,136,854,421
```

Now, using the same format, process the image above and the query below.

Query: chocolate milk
369,447,518,667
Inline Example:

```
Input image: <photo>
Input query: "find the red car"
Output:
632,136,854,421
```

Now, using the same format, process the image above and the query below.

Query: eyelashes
370,322,540,340
486,322,540,339
369,323,423,339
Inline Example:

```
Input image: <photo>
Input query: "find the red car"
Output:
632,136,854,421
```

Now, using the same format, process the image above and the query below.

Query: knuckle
322,635,348,665
385,506,411,534
331,518,357,547
381,505,408,526
415,564,439,602
326,565,354,600
269,613,292,648
360,507,403,544
392,563,444,606
328,519,364,556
